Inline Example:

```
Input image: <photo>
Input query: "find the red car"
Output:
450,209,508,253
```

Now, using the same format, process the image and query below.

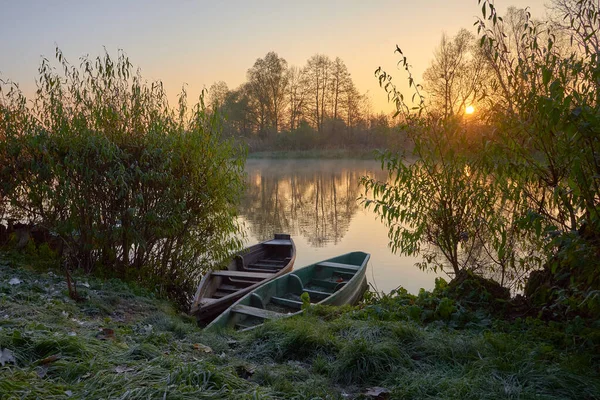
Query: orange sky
1,1,548,114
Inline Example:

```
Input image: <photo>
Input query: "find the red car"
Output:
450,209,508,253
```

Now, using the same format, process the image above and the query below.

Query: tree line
205,53,403,152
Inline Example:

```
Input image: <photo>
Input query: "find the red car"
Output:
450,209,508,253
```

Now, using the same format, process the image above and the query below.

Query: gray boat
191,234,296,324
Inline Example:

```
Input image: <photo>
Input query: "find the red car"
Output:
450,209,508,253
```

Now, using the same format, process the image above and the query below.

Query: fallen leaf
363,387,390,399
0,348,16,366
115,365,134,374
8,278,21,285
38,354,61,365
96,328,115,340
193,343,212,353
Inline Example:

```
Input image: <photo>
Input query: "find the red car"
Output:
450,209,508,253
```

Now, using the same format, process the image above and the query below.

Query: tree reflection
240,160,386,247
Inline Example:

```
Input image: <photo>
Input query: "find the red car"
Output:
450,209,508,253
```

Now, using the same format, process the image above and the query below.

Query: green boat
205,251,370,331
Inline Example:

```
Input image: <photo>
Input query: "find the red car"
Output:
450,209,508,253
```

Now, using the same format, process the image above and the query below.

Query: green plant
0,48,247,306
362,53,532,289
300,291,311,310
475,0,600,310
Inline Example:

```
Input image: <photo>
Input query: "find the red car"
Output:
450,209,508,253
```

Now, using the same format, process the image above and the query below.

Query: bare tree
304,54,331,133
343,80,362,133
329,57,350,123
423,29,488,118
287,66,307,131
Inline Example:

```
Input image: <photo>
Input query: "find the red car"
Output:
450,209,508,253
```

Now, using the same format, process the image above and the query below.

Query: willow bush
0,49,246,306
362,51,541,290
364,1,600,315
474,0,600,314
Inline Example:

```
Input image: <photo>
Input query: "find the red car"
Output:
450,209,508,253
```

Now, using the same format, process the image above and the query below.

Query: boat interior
204,234,294,301
227,253,365,330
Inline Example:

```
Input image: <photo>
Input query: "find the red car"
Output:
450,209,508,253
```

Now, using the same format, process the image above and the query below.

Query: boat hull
206,251,370,331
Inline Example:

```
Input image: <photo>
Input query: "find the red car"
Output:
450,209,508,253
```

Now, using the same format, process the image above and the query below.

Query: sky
1,0,549,113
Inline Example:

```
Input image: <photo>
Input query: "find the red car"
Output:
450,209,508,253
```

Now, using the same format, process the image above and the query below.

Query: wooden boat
206,251,370,331
191,234,296,324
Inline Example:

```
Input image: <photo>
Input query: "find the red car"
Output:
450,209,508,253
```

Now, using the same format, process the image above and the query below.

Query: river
238,159,441,294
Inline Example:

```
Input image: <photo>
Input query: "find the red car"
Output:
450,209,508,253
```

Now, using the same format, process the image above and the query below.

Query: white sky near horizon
1,0,549,114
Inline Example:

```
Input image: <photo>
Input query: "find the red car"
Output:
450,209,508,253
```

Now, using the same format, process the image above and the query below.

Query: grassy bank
1,254,599,399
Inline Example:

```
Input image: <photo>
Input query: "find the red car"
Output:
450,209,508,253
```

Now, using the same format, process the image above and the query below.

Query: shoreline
246,149,384,160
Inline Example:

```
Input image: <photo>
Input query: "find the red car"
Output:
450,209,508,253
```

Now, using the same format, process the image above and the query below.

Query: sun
465,105,475,115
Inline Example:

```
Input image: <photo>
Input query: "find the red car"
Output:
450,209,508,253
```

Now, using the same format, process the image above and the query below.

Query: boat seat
309,278,348,292
258,259,284,264
245,267,279,273
248,262,283,270
228,278,267,285
218,284,242,293
318,262,360,271
271,296,302,310
264,239,293,246
231,304,282,320
308,279,339,290
212,270,273,279
333,271,356,279
213,290,232,299
302,288,331,298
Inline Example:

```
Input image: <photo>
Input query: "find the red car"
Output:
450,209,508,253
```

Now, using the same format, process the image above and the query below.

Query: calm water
238,159,441,294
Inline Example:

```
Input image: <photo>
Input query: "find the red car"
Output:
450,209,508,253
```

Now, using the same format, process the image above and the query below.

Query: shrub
0,48,246,306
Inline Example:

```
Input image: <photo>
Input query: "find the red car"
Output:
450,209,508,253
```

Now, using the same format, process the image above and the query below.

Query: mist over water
239,159,442,294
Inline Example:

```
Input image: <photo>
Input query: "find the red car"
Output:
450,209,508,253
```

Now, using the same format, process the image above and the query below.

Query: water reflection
242,160,386,246
239,159,440,294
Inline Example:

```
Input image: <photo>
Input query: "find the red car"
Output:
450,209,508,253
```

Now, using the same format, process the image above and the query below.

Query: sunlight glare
465,105,475,115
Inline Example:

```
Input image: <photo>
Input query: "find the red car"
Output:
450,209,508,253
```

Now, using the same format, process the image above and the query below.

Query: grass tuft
331,338,410,384
244,316,336,362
